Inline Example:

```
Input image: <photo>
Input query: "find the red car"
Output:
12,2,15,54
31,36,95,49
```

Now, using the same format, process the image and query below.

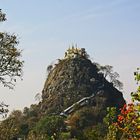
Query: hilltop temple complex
64,46,88,59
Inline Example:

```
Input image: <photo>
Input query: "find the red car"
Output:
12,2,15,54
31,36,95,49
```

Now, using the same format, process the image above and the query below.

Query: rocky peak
40,47,125,118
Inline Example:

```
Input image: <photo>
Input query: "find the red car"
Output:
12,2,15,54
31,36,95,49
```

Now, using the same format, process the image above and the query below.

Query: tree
0,110,23,140
0,9,23,116
105,68,140,140
0,9,6,21
99,65,123,90
34,115,65,139
103,107,121,140
0,101,9,117
0,10,23,89
115,68,140,139
132,68,140,102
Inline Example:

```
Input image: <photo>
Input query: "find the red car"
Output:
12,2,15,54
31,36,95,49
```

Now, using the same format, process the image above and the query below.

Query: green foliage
27,130,52,140
34,115,65,138
59,132,71,140
68,107,98,131
0,10,23,89
105,68,140,140
76,108,97,129
131,68,140,102
103,107,121,140
0,110,23,140
0,9,23,117
83,124,107,140
20,123,29,137
67,108,108,139
103,107,117,126
0,32,23,89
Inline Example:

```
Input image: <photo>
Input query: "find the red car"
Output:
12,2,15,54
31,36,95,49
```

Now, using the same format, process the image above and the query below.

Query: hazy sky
0,0,140,112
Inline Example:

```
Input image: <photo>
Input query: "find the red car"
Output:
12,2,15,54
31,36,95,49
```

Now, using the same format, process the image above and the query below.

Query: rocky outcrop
39,47,125,119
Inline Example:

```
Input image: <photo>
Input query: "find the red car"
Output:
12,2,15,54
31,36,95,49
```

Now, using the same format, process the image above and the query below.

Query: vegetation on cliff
0,47,128,140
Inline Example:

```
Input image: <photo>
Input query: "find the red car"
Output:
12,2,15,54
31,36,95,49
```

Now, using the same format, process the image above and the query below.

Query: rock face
40,48,125,121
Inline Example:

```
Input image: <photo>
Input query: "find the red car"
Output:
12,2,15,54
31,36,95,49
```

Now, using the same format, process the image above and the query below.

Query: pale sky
0,0,140,112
